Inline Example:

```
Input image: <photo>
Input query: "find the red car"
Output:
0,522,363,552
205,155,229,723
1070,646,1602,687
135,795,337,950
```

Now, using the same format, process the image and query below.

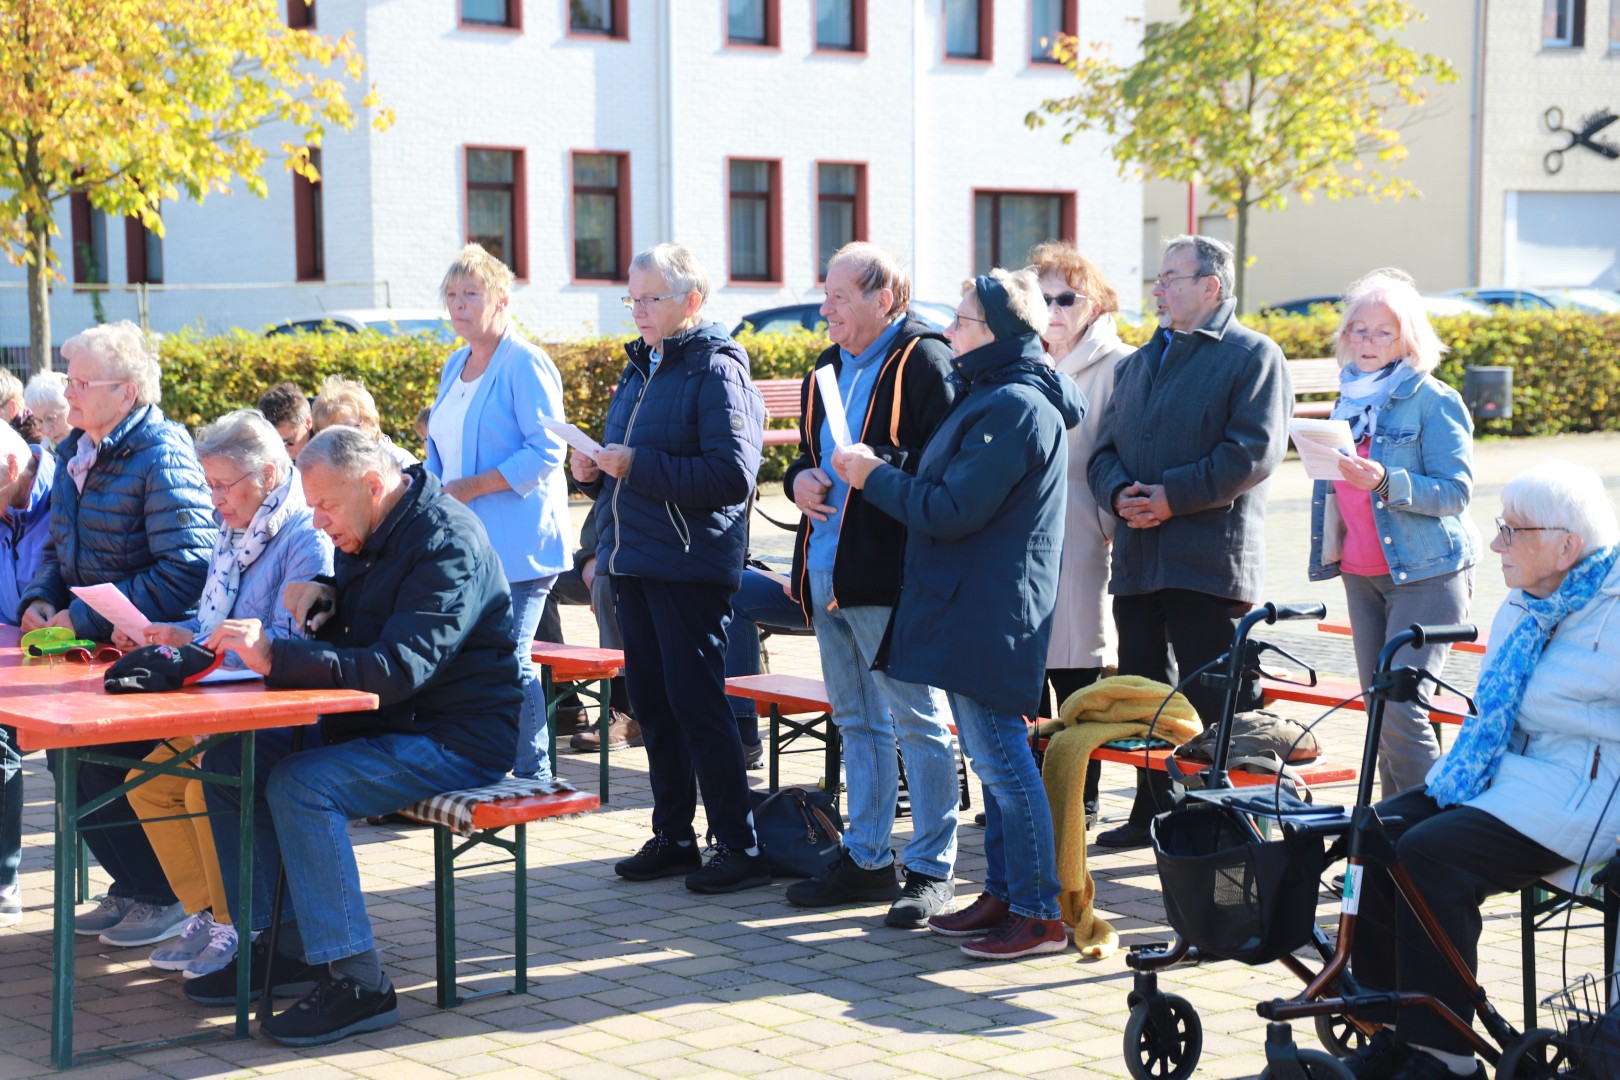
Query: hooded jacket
863,334,1088,718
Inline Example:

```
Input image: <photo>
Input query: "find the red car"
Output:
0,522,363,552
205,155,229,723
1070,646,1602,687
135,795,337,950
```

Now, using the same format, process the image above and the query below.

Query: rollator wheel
1123,994,1202,1080
1258,1047,1355,1079
1496,1029,1570,1080
1314,1012,1372,1057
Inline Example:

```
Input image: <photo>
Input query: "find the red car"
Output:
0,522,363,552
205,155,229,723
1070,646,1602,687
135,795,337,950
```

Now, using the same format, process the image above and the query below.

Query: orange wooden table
531,641,624,802
0,625,378,1068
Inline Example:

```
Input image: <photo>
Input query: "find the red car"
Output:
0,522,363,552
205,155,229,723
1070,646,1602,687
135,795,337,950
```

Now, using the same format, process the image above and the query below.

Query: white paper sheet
195,667,264,685
68,584,152,643
1288,419,1356,482
813,366,854,449
540,418,605,457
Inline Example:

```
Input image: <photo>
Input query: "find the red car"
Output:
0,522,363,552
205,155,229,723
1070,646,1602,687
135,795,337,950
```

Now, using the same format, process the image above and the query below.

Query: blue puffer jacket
865,334,1088,718
588,321,765,589
19,404,217,638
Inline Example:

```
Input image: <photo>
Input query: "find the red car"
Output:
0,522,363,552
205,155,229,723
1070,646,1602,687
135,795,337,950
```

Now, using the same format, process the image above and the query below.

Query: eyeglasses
23,631,123,664
949,313,987,328
1154,272,1210,289
620,292,687,312
1495,517,1568,547
1044,291,1084,308
1345,327,1399,346
205,472,258,498
67,377,127,393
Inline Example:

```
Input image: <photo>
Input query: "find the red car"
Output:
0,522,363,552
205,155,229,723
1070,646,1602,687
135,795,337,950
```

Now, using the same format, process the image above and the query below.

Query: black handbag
749,787,844,878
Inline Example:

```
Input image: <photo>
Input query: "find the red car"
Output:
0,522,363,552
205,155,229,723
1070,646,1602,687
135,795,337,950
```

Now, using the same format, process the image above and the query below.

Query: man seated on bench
190,426,521,1047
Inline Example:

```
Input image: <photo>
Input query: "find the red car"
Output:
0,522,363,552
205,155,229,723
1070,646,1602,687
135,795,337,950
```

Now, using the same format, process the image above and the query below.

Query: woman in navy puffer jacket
18,321,216,946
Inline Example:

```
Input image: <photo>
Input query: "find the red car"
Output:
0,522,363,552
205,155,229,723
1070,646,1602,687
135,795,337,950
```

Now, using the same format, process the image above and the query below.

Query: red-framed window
944,0,992,61
727,158,782,284
814,0,865,53
815,162,867,281
464,146,528,279
1028,0,1076,63
726,0,779,48
125,214,163,285
571,150,631,282
567,0,626,38
294,148,325,282
70,193,107,287
972,189,1074,275
461,0,522,31
287,0,314,28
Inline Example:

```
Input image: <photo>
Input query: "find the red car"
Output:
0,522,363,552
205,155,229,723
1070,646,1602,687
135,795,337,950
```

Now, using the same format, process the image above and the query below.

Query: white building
0,0,1145,346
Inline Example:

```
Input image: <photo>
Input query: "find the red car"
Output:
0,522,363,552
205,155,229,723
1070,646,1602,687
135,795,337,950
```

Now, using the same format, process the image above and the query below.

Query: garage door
1506,191,1620,288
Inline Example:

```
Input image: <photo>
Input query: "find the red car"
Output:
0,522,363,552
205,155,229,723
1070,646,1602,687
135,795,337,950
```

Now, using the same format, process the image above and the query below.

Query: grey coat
1087,300,1291,604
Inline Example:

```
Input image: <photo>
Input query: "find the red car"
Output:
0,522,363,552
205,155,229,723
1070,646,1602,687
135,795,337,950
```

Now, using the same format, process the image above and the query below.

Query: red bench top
530,641,625,679
468,789,601,830
1317,621,1488,656
1260,675,1470,721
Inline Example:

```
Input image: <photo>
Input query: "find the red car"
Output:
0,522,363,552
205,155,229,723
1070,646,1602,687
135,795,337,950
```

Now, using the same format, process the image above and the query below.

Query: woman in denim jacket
1308,271,1479,796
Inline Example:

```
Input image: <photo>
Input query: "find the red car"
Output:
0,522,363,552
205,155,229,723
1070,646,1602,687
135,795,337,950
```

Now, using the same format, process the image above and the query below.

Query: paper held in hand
1288,419,1357,482
813,366,855,449
540,418,605,457
68,583,152,643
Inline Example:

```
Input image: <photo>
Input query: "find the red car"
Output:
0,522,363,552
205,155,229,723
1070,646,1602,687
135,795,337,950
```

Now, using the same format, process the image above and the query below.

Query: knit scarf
194,471,304,637
1427,544,1619,806
1330,361,1411,442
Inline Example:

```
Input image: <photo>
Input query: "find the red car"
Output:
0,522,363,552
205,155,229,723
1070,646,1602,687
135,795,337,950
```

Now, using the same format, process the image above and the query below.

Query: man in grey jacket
1087,235,1291,848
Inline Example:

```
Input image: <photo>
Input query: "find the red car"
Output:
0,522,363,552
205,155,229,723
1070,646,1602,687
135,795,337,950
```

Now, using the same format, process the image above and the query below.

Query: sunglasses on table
20,627,124,664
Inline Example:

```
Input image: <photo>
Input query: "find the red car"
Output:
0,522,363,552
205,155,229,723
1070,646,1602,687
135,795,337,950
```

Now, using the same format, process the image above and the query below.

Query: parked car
265,308,459,343
1261,294,1492,318
1442,287,1620,314
732,300,957,337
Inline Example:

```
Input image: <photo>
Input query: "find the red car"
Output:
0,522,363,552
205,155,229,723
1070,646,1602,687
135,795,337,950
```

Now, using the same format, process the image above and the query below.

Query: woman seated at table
309,374,416,468
110,410,332,974
1346,462,1620,1080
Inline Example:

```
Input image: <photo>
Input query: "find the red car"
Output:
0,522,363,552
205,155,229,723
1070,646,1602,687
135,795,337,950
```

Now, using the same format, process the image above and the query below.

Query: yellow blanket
1038,675,1202,957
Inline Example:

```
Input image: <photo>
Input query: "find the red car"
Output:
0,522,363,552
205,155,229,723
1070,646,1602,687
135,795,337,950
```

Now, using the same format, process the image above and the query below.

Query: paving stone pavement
3,433,1618,1079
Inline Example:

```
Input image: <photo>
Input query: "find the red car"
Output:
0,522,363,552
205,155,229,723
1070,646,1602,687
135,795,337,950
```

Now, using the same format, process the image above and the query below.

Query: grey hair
629,243,710,306
61,321,163,406
1501,462,1620,553
24,370,69,412
960,268,1051,338
297,425,402,482
194,409,292,489
826,242,911,317
1334,268,1447,375
1164,234,1235,302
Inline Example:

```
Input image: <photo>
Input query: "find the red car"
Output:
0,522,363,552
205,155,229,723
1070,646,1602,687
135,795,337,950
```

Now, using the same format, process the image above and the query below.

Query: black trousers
1350,788,1567,1054
1113,589,1259,826
614,576,755,850
1044,667,1104,813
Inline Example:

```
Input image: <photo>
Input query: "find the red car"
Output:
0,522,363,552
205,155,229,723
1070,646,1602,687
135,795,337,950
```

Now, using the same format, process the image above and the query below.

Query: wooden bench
397,781,600,1008
1259,674,1470,724
755,377,802,447
1288,357,1339,418
1317,621,1489,656
531,642,625,803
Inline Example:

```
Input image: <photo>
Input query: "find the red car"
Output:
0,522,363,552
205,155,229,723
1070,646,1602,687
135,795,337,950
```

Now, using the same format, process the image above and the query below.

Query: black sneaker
260,975,400,1047
744,742,764,770
615,832,702,881
885,870,955,928
1094,822,1152,849
1344,1028,1413,1080
183,935,322,1007
685,843,771,894
785,849,901,908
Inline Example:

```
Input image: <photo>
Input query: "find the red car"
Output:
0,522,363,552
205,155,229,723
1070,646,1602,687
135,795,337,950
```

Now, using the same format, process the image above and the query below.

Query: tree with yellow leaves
1027,0,1454,308
0,0,393,375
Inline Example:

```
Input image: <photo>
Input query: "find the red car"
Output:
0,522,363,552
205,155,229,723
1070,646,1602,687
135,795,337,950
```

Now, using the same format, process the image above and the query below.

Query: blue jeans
948,692,1060,920
726,567,811,742
207,729,503,963
809,570,956,879
1,725,21,891
511,575,558,781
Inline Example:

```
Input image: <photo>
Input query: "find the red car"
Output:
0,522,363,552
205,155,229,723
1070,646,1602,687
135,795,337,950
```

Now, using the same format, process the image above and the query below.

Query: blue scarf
1330,360,1411,442
1427,544,1619,806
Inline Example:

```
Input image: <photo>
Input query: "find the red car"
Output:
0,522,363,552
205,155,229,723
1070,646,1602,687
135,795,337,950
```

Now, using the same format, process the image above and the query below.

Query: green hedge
155,311,1620,483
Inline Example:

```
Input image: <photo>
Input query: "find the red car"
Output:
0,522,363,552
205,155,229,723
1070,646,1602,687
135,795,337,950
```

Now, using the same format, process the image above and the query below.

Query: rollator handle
1408,623,1478,648
1266,602,1328,623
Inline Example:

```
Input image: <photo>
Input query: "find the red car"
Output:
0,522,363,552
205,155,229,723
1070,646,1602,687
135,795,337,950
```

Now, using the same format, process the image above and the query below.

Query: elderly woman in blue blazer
425,244,570,782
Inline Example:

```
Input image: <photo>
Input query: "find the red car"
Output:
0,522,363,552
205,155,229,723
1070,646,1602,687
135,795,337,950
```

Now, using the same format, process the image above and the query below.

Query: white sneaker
98,900,187,947
74,895,135,936
148,910,215,971
182,920,240,979
0,883,21,927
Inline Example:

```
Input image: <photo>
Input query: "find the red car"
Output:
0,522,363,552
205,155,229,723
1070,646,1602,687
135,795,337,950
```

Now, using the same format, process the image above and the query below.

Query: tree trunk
26,218,51,376
1233,199,1249,316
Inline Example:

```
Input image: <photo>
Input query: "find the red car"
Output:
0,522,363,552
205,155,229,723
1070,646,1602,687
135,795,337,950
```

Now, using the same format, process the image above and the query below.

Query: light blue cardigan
425,328,570,583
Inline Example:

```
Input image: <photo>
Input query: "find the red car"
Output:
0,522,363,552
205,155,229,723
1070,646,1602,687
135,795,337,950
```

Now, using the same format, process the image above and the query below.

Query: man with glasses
1087,235,1291,848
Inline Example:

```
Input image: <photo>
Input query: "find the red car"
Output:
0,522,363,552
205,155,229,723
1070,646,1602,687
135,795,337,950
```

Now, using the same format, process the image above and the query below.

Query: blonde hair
311,374,381,437
961,268,1050,338
1025,241,1120,316
1334,269,1447,375
61,321,162,406
440,243,515,307
0,369,22,414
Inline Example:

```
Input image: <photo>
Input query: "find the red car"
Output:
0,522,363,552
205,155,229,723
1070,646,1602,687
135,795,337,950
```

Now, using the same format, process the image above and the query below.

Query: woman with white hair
16,320,217,948
1307,270,1478,797
24,371,72,447
106,409,332,974
1344,462,1620,1080
425,243,570,782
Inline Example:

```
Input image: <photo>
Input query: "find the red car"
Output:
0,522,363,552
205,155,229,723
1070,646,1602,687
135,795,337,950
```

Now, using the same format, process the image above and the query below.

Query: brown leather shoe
927,892,1009,937
569,710,641,752
959,915,1069,960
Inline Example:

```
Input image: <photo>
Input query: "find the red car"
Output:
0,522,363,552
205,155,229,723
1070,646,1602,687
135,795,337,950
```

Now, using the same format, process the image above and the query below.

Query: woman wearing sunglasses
1307,270,1479,798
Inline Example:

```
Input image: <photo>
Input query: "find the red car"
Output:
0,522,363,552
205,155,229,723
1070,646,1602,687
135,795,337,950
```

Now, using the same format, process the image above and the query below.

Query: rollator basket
1151,801,1324,964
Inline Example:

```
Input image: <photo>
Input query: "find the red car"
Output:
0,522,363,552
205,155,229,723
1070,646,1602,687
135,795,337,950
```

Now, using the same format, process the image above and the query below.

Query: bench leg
434,824,458,1010
514,822,528,997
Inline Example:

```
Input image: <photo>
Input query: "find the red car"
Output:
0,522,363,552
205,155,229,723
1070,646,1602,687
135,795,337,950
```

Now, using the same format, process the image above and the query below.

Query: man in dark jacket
1086,235,1292,848
571,243,767,895
779,243,961,928
191,426,520,1047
